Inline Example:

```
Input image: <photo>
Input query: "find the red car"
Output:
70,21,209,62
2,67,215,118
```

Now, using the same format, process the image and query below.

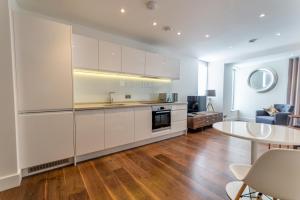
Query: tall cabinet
13,12,74,169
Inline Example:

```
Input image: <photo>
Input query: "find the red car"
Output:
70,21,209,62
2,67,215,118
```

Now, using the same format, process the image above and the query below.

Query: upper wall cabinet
71,34,180,79
145,53,180,79
166,57,180,79
99,41,122,72
145,52,164,77
72,34,99,70
122,46,146,75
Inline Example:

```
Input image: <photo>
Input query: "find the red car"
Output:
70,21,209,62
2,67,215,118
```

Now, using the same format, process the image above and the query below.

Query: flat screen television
187,96,207,113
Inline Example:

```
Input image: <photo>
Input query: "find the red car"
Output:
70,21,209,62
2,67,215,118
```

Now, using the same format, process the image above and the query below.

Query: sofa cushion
263,106,279,116
256,116,275,124
274,104,294,113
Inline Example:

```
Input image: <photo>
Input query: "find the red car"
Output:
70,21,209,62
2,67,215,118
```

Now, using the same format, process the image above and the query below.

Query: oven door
152,110,171,132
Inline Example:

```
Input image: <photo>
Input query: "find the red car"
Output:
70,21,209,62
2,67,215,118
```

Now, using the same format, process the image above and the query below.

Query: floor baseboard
0,172,21,192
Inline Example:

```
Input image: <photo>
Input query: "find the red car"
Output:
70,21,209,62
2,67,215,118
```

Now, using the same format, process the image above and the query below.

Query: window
198,62,208,96
231,67,237,110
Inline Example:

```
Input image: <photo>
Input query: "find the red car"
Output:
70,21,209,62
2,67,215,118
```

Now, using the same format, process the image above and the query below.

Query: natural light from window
198,62,208,96
231,67,237,110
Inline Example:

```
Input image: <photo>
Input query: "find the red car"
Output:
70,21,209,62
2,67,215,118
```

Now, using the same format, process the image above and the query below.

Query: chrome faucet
108,92,116,104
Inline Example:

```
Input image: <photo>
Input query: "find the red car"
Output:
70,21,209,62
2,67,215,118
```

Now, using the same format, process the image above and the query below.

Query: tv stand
187,112,223,130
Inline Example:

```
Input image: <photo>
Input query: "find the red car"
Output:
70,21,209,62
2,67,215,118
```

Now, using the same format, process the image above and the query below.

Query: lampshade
206,90,216,97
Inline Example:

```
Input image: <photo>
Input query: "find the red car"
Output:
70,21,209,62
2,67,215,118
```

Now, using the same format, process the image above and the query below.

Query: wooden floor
0,128,267,200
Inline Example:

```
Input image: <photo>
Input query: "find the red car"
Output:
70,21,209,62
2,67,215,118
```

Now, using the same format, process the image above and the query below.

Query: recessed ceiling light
120,8,126,13
177,32,181,36
152,21,157,26
229,46,233,49
276,32,281,36
259,13,266,18
205,34,210,38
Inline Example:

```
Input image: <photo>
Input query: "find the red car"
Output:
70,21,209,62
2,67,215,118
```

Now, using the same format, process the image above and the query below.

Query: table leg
289,117,294,127
251,141,258,164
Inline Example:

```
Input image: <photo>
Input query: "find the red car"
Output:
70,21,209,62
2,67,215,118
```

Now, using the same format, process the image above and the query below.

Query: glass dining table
213,121,300,164
213,121,300,199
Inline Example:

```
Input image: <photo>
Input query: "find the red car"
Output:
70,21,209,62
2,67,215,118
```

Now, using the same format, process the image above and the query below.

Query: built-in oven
152,105,171,132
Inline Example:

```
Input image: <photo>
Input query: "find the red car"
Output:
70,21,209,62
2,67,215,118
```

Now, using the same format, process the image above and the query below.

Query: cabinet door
18,112,74,168
105,108,134,148
172,110,187,122
13,12,73,112
122,46,145,75
172,104,187,111
171,120,187,133
75,110,105,156
134,107,152,142
166,57,180,79
145,52,165,77
99,41,121,72
72,34,99,70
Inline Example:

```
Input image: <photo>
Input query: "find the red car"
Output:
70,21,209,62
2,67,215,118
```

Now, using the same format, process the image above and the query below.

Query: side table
288,115,300,127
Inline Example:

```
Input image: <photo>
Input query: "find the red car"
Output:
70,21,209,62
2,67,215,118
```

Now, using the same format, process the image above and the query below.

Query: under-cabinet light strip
73,69,172,83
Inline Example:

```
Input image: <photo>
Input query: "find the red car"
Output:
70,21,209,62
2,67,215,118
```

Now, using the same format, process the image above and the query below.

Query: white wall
74,75,172,103
172,58,201,102
208,61,225,112
234,59,289,121
72,24,202,103
223,63,240,120
0,0,20,191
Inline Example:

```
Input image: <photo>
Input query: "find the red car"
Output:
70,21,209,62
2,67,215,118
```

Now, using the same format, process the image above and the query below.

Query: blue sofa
256,104,294,125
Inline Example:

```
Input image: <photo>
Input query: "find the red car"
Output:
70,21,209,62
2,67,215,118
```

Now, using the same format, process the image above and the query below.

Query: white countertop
74,101,187,111
213,121,300,145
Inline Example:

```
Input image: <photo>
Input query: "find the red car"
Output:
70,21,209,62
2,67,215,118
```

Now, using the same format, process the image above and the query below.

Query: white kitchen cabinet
72,34,99,70
13,12,73,112
145,53,180,79
134,107,152,142
105,108,134,148
172,110,188,122
172,104,187,111
99,41,122,72
145,52,164,77
171,120,187,133
122,46,146,75
166,57,180,79
171,104,187,133
75,110,105,156
18,112,74,168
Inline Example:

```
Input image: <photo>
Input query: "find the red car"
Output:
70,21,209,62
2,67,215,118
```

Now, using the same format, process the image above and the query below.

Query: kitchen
2,0,300,199
13,10,190,179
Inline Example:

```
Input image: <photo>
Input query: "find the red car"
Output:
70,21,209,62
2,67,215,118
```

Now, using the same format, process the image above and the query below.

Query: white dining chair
226,149,300,200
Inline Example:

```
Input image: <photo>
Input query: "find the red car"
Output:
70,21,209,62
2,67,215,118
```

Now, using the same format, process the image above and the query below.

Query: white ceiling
16,0,300,62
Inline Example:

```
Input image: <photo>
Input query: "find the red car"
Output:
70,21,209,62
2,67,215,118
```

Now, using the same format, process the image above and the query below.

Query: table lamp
206,90,216,112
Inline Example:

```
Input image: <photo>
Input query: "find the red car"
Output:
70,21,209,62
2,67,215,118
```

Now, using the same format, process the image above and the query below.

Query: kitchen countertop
74,101,187,111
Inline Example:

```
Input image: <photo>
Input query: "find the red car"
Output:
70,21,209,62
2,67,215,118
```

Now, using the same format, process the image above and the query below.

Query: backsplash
73,74,172,103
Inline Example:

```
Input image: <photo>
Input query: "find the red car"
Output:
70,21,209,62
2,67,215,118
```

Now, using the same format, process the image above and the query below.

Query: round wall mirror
248,68,278,93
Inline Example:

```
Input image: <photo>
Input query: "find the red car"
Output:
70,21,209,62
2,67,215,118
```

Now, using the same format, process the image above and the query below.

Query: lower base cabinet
134,107,152,142
171,105,187,133
74,105,186,158
105,108,135,148
75,110,105,156
172,120,187,133
18,111,74,168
